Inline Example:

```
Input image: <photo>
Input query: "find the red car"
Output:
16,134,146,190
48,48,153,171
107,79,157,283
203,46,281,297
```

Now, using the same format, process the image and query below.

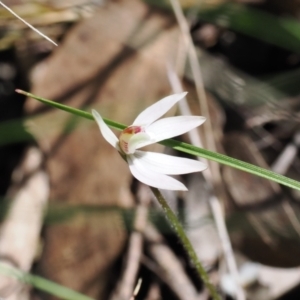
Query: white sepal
128,154,188,191
134,150,207,175
132,92,187,126
92,109,120,151
145,116,206,143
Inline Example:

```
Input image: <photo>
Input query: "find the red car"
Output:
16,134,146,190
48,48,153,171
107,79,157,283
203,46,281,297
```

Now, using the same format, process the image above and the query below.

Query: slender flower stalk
151,187,221,300
92,92,207,190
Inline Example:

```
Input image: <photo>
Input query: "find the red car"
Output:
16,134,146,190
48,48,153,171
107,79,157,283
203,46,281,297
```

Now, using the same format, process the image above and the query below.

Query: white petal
92,109,120,151
127,154,188,191
132,92,187,126
134,150,207,175
144,116,206,143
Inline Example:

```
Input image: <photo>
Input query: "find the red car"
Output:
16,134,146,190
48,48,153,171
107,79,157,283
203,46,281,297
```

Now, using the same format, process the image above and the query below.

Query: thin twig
130,279,142,300
144,223,201,300
0,1,58,46
0,147,49,299
168,0,213,151
110,185,150,300
150,187,221,300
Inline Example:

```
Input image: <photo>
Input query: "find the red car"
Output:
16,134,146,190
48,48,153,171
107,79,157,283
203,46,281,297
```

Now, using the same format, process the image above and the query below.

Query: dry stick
110,185,150,300
271,132,300,175
271,132,300,237
0,1,58,46
144,224,201,300
130,279,142,300
143,283,161,300
151,187,221,300
169,0,213,152
0,147,49,300
168,1,245,299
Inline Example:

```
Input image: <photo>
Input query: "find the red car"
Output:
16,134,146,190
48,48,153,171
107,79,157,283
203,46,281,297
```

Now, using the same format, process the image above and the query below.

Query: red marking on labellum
123,141,128,152
122,126,143,135
119,126,143,154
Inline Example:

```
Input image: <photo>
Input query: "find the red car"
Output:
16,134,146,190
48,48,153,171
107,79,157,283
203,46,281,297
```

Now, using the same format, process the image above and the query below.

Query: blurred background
1,0,300,299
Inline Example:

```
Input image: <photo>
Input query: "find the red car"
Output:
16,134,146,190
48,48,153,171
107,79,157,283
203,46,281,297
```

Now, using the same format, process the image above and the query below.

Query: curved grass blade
196,3,300,54
0,263,94,300
160,139,300,191
0,118,34,146
144,1,300,54
15,89,126,131
16,89,300,192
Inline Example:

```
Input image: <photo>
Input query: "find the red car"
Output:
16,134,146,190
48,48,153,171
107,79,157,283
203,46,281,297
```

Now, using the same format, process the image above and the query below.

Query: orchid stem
150,187,221,300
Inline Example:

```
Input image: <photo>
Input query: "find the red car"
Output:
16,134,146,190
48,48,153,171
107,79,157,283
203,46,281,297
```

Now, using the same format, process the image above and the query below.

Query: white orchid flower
92,92,207,191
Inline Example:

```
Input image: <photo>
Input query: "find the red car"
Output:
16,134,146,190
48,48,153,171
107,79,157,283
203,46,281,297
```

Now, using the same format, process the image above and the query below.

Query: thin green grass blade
144,1,300,54
0,118,34,146
0,263,94,300
15,89,126,131
160,139,300,191
196,3,300,54
17,90,300,192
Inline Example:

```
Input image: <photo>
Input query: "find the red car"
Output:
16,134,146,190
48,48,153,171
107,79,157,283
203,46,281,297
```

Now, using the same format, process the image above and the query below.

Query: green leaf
196,3,300,54
0,118,34,146
17,90,300,192
0,263,94,300
15,89,126,131
160,139,300,191
144,1,300,54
